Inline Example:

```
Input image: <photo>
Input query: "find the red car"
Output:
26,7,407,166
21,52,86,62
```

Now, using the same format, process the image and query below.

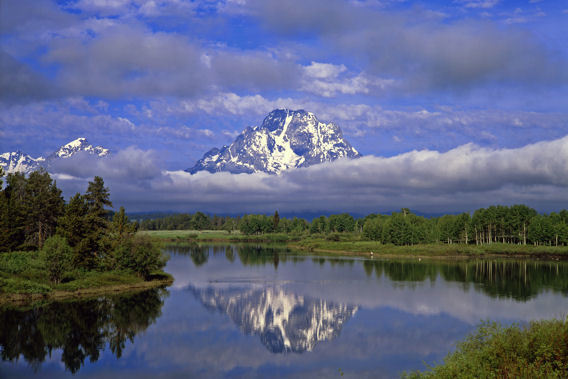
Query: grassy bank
291,238,568,259
139,229,293,243
0,250,172,306
407,318,568,378
140,230,568,259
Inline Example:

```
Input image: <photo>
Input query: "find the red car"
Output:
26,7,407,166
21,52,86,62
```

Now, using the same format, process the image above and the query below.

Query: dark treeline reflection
171,244,568,301
361,259,568,301
167,244,306,269
0,288,168,373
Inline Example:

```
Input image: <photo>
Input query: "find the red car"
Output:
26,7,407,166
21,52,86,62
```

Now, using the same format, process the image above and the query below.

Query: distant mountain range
2,109,360,176
0,137,109,175
187,109,360,174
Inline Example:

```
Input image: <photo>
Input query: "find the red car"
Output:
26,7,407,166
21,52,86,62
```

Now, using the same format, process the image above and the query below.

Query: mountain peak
50,137,110,160
1,138,110,174
187,109,360,175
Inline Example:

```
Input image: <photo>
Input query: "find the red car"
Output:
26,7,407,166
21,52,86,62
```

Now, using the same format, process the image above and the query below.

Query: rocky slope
187,109,360,174
0,138,109,175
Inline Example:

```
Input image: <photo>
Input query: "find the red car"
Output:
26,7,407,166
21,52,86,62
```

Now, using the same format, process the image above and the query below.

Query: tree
43,235,73,284
528,215,554,246
0,170,63,251
192,212,211,230
112,206,136,239
85,176,113,217
80,176,113,268
114,236,167,279
23,170,65,249
363,217,382,241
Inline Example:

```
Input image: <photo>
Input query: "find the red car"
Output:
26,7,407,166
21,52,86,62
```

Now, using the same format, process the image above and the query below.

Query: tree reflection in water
0,287,168,373
175,243,568,302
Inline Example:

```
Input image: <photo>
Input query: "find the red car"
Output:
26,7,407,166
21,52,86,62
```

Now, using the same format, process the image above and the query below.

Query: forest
0,168,166,290
138,207,568,247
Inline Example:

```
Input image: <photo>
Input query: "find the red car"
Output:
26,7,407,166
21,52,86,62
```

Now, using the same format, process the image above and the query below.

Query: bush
42,235,73,284
407,319,568,378
114,236,167,280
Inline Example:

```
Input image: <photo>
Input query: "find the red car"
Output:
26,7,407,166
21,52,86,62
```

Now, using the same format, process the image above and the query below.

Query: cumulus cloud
301,62,395,97
50,135,568,214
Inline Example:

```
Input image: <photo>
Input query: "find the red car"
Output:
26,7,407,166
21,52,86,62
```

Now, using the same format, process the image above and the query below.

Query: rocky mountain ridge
0,138,109,175
187,109,360,174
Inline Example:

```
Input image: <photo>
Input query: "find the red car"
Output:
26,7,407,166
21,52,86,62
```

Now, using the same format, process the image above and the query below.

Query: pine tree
78,176,113,268
57,193,88,246
24,170,64,249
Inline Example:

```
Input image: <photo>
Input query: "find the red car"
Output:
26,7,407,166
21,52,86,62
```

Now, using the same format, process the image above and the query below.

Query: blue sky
1,0,568,214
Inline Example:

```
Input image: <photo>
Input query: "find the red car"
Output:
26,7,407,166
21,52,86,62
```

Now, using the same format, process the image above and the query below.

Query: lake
2,244,568,378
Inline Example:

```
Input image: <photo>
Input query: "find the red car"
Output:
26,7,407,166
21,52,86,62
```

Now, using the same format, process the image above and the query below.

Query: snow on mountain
186,109,361,174
191,285,358,353
48,137,110,160
0,138,109,175
0,151,44,175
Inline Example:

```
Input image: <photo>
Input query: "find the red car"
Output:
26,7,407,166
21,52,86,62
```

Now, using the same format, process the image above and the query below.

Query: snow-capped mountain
47,137,109,161
0,151,45,175
191,286,357,353
0,138,109,175
186,109,360,174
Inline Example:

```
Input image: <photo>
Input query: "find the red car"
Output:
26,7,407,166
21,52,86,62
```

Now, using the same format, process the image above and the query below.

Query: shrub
114,236,167,280
42,235,73,284
407,319,568,378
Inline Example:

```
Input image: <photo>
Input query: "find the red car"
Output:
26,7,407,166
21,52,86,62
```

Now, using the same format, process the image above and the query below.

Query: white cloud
455,0,500,9
301,61,395,97
50,134,568,214
303,61,347,79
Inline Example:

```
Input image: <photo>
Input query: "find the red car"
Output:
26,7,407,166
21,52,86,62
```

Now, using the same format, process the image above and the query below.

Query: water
2,244,568,378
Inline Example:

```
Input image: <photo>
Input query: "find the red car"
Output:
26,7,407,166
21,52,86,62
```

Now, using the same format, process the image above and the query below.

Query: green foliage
0,170,64,251
0,277,52,294
0,251,46,275
328,213,355,232
239,214,275,234
112,236,167,279
408,319,568,378
363,216,382,240
42,235,73,284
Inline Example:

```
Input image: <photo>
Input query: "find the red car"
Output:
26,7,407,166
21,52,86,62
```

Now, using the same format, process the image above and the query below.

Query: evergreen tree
79,176,113,268
23,170,65,249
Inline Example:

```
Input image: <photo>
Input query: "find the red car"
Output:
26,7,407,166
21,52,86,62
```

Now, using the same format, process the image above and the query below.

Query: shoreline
0,276,173,308
142,231,568,260
286,244,568,261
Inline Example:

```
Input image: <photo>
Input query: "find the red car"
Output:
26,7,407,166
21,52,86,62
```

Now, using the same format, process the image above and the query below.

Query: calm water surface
2,244,568,378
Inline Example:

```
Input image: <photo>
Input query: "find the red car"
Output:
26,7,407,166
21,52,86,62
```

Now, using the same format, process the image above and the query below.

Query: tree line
0,168,165,282
139,206,568,247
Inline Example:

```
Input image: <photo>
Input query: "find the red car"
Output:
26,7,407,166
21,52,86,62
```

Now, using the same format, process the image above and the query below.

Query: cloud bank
50,135,568,214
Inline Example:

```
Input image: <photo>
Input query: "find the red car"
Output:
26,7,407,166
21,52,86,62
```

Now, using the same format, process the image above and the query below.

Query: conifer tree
24,170,64,249
57,193,90,266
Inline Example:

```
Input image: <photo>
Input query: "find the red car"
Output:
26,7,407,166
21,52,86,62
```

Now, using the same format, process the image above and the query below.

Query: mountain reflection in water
0,288,168,374
3,245,568,377
191,285,357,353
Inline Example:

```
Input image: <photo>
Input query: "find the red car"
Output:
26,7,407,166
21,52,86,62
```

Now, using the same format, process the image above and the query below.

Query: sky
1,0,568,215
